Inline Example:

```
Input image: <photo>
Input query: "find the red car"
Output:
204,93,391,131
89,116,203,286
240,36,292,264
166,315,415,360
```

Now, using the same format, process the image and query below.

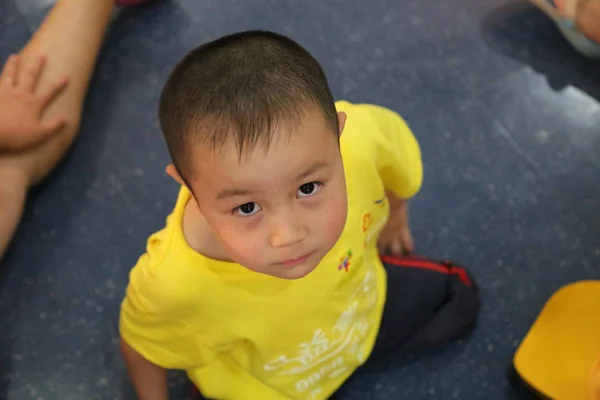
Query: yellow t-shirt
119,101,422,400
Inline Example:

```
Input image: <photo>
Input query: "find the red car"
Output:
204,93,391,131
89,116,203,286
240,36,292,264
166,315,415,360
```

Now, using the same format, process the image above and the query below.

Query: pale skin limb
0,0,115,260
0,1,171,394
0,168,28,261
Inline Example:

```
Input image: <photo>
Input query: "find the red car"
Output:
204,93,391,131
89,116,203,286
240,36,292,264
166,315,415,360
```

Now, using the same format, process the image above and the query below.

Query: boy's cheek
216,226,258,261
323,196,347,232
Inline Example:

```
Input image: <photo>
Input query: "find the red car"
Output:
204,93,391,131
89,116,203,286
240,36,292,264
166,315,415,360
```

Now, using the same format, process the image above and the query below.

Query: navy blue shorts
365,255,480,362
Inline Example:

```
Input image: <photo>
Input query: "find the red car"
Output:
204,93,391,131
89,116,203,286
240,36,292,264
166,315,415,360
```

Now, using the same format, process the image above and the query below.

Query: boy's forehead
189,120,339,192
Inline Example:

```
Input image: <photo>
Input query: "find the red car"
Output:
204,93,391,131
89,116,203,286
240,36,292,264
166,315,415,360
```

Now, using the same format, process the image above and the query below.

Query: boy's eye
297,182,323,198
235,202,261,216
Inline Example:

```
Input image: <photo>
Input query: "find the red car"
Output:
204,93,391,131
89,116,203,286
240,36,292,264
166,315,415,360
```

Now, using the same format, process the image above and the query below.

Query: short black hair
158,30,338,182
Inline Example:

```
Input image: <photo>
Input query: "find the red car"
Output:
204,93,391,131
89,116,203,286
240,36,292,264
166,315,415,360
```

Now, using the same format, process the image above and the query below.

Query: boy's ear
337,111,347,137
165,164,186,187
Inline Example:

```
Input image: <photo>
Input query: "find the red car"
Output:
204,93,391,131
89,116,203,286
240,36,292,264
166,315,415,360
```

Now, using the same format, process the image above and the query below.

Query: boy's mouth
279,251,315,268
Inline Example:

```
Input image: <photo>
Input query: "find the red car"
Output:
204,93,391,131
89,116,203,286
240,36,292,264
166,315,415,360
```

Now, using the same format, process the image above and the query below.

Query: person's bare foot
577,0,600,43
529,0,600,58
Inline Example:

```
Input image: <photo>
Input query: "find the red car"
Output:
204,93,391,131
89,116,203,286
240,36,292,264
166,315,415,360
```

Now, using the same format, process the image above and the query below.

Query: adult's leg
5,0,116,185
0,167,28,260
0,0,115,259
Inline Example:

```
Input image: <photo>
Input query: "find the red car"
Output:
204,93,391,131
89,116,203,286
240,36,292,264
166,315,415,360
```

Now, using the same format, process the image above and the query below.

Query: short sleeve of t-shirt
119,240,215,370
339,102,423,199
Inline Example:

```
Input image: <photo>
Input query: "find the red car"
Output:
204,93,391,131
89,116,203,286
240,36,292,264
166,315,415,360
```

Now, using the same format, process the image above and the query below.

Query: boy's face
184,109,347,279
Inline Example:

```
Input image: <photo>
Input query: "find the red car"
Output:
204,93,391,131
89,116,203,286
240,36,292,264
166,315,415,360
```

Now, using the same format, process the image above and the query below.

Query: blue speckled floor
1,0,600,399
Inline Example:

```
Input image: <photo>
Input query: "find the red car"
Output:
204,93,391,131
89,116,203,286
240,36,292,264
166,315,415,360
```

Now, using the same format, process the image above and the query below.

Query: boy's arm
352,103,422,254
119,256,215,398
121,337,169,400
379,191,413,254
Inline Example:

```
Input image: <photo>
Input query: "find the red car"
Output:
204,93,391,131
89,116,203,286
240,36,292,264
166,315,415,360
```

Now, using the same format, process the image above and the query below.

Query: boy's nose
269,216,307,248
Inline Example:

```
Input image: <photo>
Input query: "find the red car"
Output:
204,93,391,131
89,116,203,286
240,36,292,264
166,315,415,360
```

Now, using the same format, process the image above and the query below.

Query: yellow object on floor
514,281,600,400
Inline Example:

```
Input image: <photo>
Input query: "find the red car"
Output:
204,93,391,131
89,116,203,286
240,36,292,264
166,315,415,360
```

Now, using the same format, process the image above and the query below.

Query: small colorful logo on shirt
338,249,353,272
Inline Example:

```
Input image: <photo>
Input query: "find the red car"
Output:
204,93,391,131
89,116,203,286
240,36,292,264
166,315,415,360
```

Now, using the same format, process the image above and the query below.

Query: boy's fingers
1,54,19,86
399,228,414,254
22,55,46,92
388,239,404,256
377,239,389,254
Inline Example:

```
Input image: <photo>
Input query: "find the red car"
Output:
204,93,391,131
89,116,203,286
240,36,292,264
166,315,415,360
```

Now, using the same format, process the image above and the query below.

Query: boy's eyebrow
296,161,329,181
216,188,257,200
216,161,329,200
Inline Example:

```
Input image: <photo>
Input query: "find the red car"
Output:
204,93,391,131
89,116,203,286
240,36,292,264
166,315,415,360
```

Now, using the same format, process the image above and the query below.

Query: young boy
119,30,480,400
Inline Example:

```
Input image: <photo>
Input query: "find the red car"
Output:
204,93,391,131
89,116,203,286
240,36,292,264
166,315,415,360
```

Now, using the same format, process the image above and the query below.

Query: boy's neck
182,198,233,262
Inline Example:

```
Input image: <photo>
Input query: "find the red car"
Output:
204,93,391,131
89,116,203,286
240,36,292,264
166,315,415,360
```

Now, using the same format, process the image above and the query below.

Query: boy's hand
378,191,414,255
0,54,69,151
